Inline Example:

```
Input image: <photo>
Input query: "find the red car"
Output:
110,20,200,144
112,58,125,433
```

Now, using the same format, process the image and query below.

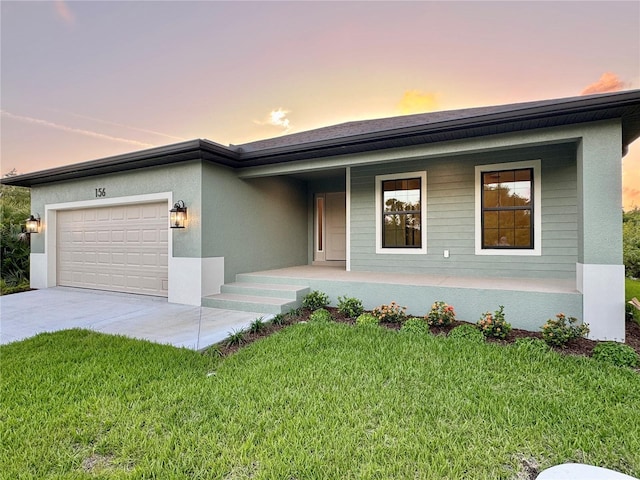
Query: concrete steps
202,278,309,314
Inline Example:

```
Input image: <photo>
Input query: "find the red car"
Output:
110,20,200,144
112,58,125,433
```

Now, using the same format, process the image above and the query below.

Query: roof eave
1,139,240,187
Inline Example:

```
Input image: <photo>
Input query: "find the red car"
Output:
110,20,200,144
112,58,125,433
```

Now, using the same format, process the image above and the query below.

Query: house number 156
95,188,106,198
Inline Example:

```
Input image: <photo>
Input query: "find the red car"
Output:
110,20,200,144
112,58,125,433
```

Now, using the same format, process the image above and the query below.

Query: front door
315,192,346,262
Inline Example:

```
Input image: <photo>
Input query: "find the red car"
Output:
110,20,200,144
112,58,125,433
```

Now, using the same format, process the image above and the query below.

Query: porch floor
243,265,578,294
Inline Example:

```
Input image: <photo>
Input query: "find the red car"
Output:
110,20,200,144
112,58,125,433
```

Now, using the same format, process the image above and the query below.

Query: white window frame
375,171,427,255
474,159,542,256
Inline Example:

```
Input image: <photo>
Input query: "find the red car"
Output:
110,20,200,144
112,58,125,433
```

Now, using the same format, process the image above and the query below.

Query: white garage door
57,203,169,296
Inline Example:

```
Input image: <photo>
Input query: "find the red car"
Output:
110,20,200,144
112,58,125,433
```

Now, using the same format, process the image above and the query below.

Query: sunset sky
1,1,639,209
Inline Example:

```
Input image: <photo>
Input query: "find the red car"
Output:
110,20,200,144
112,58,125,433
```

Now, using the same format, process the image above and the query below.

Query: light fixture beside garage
170,200,187,228
25,214,41,234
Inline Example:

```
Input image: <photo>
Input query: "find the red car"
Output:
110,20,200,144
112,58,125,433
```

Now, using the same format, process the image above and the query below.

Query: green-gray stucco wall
29,161,203,257
577,121,623,264
201,163,308,283
350,143,579,279
30,161,309,285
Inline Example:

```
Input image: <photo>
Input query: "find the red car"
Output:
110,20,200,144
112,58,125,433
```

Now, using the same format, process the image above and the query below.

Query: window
482,168,533,248
475,160,541,256
376,171,427,254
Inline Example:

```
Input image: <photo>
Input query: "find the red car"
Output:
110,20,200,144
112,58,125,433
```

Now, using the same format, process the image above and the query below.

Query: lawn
627,277,640,302
1,325,639,479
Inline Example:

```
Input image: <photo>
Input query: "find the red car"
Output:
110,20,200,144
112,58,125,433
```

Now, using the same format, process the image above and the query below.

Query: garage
57,203,169,296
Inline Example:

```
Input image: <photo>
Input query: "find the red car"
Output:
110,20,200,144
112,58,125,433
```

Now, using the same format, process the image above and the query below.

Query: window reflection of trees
482,169,533,248
383,198,421,247
383,183,421,248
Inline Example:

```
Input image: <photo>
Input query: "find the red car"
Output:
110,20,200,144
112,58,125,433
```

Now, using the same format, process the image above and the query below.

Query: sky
1,0,639,209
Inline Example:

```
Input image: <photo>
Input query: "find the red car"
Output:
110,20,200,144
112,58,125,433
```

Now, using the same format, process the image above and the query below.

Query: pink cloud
54,0,75,25
581,72,627,95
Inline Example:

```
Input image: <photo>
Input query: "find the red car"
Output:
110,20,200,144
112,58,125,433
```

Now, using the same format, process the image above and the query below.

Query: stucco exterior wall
349,143,578,279
29,161,203,257
201,162,308,283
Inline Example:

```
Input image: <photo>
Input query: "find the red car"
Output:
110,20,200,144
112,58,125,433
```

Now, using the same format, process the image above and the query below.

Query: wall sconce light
25,214,41,234
170,200,187,228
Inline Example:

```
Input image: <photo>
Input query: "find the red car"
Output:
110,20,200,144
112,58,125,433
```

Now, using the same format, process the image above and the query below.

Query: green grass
626,277,640,302
626,278,640,322
2,325,639,479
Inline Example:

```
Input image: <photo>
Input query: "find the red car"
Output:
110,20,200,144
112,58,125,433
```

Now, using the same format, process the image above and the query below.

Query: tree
623,207,640,278
1,169,31,291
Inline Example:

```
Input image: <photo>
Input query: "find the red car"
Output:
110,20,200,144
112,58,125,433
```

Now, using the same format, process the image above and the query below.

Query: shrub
513,337,550,354
448,324,484,343
309,308,333,323
248,317,266,334
425,301,456,327
400,317,430,334
225,328,246,347
337,296,364,318
271,313,286,326
541,313,589,347
302,290,330,310
477,305,511,339
626,302,636,322
372,301,408,324
355,313,379,327
592,342,639,368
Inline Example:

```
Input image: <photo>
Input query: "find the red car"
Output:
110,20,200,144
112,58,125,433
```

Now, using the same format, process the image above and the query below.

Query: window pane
514,228,531,247
382,178,421,213
498,210,515,228
484,211,498,228
383,213,421,247
515,169,531,182
484,228,499,247
498,170,515,183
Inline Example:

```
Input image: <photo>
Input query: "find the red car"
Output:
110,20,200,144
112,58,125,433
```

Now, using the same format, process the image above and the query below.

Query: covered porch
203,265,581,333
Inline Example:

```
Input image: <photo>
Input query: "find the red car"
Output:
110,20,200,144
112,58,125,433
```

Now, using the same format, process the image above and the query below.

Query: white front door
324,192,346,261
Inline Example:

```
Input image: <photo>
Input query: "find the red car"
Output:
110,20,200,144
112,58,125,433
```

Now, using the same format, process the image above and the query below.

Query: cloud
397,90,438,115
51,109,186,141
53,0,75,25
1,110,155,148
581,72,628,95
255,108,292,132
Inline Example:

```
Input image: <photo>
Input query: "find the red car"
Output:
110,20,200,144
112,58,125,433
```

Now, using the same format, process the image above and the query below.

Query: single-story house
5,90,640,341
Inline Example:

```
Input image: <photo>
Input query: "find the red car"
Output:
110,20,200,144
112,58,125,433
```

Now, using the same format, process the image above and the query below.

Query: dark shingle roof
236,91,640,154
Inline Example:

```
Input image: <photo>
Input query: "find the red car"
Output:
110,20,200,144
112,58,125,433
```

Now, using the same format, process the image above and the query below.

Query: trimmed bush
448,324,484,343
309,308,333,323
541,313,589,347
477,305,511,339
372,302,407,324
302,290,330,310
400,318,430,334
592,342,639,368
355,313,379,327
337,296,364,318
426,301,456,327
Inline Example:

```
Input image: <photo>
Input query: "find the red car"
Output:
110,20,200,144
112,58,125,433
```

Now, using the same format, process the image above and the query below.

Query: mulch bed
213,307,640,362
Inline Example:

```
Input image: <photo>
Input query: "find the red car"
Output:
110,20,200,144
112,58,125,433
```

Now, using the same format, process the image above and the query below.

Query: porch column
576,120,625,341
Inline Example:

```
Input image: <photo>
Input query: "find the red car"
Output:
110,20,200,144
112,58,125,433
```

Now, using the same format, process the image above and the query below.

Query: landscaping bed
216,306,640,363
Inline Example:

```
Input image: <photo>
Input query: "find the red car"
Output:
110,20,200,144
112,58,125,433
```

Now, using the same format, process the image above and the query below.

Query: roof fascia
237,121,599,179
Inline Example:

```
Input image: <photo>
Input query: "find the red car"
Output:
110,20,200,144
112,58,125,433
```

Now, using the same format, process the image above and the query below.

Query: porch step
220,282,307,300
202,282,309,314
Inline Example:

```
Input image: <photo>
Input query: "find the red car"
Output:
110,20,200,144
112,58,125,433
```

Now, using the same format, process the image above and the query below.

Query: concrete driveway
0,287,266,350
